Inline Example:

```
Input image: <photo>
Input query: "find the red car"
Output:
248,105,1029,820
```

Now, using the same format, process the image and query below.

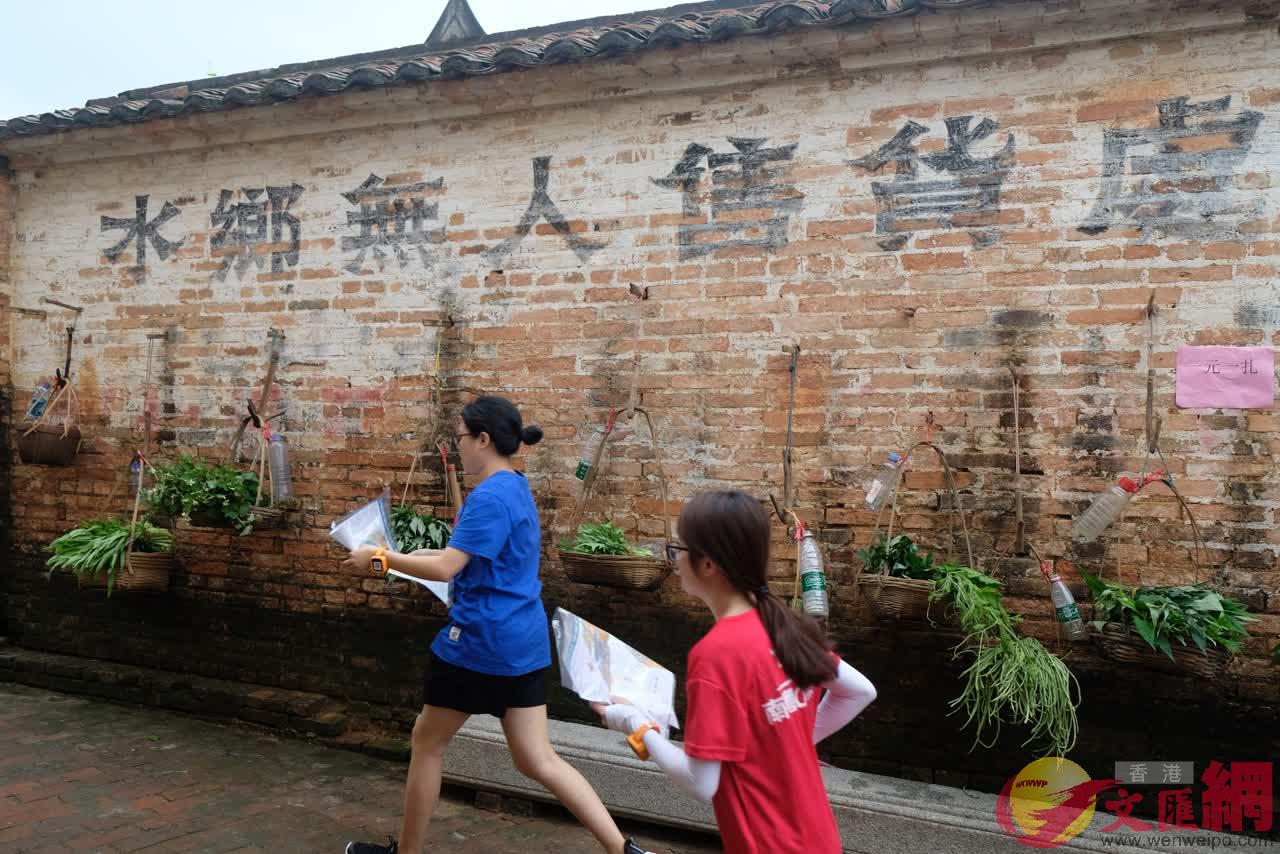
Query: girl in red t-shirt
594,490,877,853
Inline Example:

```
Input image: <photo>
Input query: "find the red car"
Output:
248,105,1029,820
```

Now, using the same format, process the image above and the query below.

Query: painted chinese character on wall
211,184,305,280
850,116,1015,251
1079,96,1263,240
485,157,604,264
100,194,185,279
340,173,445,274
653,137,803,259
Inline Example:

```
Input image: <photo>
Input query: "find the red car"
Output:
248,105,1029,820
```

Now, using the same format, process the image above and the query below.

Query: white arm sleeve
640,729,722,803
813,660,877,745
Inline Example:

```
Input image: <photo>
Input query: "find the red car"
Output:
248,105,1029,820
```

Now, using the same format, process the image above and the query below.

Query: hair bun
521,425,544,446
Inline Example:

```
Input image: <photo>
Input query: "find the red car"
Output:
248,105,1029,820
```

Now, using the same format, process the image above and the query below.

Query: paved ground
0,683,721,853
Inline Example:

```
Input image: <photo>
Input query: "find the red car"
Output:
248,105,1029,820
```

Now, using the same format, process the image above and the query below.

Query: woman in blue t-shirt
342,396,652,854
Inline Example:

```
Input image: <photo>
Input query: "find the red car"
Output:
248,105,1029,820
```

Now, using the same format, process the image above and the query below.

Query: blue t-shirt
430,470,551,676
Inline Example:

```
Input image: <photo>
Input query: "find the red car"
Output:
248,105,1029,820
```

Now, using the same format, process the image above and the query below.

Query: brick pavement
0,683,720,853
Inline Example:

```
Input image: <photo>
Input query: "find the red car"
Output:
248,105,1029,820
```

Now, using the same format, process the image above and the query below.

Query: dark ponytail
461,396,543,457
678,490,837,688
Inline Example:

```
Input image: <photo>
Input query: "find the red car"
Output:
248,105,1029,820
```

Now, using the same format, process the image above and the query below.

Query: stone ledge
447,716,1179,854
0,644,351,739
0,643,1249,853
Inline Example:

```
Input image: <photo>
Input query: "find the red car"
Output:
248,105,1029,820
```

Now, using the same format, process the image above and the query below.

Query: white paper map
329,496,452,607
552,608,679,735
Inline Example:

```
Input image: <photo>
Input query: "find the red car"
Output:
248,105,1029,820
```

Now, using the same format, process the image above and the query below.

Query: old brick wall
1,154,14,637
2,0,1278,798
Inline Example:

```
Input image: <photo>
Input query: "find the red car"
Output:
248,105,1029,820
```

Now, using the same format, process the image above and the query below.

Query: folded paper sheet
552,608,678,735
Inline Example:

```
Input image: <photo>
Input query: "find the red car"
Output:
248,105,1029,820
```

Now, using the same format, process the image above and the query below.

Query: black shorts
422,651,550,718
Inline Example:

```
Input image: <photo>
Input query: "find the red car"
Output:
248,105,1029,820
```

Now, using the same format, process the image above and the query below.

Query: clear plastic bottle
575,425,607,481
865,453,904,511
1040,561,1088,642
129,456,142,495
574,418,629,480
797,528,829,619
27,381,53,419
1071,477,1139,543
268,434,294,501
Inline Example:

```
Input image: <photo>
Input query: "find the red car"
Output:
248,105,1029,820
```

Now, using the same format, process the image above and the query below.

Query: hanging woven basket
17,424,82,466
560,551,671,592
78,552,174,593
1089,482,1232,679
187,509,231,529
857,574,935,622
1094,622,1230,679
250,506,286,530
17,377,82,466
557,407,673,592
855,442,974,625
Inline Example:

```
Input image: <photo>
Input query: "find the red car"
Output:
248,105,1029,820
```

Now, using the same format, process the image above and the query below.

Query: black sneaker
624,839,656,854
345,838,397,854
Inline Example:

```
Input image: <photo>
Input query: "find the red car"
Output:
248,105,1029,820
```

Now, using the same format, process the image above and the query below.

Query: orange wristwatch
627,723,658,760
370,547,389,576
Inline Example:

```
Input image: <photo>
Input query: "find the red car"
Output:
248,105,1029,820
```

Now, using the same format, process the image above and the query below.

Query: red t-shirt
684,609,841,854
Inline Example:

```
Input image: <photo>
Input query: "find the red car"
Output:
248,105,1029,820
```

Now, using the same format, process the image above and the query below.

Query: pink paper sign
1176,346,1274,409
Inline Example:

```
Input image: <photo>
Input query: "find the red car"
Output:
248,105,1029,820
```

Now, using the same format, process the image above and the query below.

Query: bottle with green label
797,527,829,619
575,425,607,481
1041,561,1087,641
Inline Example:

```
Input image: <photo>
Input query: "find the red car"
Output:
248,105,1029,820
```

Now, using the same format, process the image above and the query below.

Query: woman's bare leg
397,705,471,853
501,705,628,854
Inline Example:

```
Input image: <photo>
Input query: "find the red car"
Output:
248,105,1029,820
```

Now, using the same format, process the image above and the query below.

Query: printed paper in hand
329,494,452,607
552,608,678,735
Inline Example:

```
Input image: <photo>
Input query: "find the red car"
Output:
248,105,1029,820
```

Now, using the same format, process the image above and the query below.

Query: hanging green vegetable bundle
390,505,452,552
860,532,1079,757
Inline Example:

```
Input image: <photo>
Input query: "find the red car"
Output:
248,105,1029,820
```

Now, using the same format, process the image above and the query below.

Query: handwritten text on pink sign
1176,346,1274,409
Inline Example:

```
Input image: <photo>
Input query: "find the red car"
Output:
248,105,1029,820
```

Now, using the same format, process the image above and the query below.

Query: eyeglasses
449,431,473,450
665,542,689,562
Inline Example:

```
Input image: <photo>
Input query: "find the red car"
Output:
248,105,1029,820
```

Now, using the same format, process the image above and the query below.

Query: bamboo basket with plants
557,407,672,592
856,442,974,623
145,455,264,535
1081,474,1256,679
48,519,175,594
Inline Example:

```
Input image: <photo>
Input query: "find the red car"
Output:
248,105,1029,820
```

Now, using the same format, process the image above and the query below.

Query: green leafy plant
930,563,1079,757
144,455,261,535
390,505,452,553
858,532,1078,756
949,633,1079,758
561,521,653,557
1083,574,1255,659
857,532,935,579
930,563,1015,638
47,519,174,595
